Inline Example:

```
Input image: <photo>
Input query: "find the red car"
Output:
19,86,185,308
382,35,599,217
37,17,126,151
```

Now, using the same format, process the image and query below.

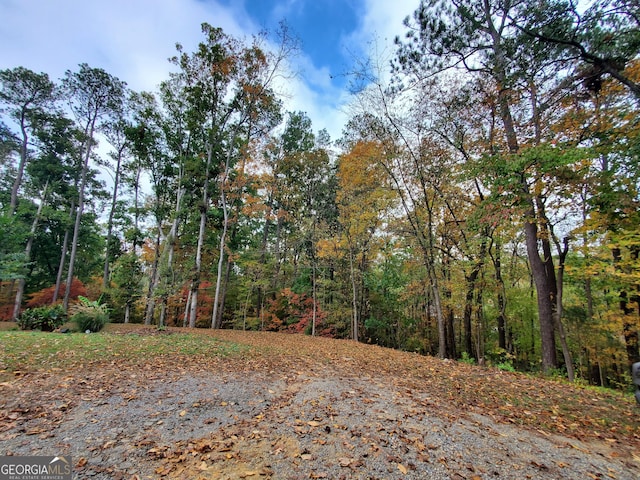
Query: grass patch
0,330,246,373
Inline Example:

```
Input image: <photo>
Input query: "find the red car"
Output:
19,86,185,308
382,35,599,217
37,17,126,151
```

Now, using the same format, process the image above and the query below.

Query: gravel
1,363,638,480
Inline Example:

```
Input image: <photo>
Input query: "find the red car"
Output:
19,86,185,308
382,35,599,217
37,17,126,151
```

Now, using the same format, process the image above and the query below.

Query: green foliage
496,361,517,373
459,351,476,365
400,334,425,354
109,252,143,321
2,14,640,394
17,304,66,331
70,296,109,332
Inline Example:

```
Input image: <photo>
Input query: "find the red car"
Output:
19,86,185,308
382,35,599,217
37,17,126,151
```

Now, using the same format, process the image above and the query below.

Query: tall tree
170,24,284,328
102,107,131,290
273,113,337,335
335,141,393,341
11,181,48,320
516,0,640,99
394,0,582,371
61,64,126,311
0,67,57,215
211,37,283,329
170,24,242,328
126,89,173,325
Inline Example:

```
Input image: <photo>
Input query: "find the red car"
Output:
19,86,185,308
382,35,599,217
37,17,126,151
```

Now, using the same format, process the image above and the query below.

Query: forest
1,0,638,390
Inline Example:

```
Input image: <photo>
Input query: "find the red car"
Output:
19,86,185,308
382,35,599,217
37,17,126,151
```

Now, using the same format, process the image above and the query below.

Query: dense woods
1,0,639,389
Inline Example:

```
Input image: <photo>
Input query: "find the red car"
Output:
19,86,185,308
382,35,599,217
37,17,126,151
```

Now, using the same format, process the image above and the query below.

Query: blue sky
238,0,362,78
0,0,417,140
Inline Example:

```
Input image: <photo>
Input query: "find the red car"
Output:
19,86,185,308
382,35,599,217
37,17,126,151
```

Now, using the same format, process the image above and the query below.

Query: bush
496,361,516,372
70,296,109,332
25,279,87,308
459,351,476,365
17,304,66,331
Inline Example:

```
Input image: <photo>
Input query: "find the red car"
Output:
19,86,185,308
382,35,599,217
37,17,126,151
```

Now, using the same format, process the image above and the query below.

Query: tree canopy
1,8,638,389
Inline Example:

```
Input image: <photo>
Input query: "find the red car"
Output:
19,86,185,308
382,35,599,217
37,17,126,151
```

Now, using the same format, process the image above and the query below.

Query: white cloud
355,0,417,46
343,0,418,84
280,69,350,141
0,0,417,146
0,0,251,90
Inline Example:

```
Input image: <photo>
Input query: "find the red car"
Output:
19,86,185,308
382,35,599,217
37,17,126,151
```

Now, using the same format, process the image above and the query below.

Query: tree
168,24,285,328
0,67,57,215
101,106,132,290
3,105,85,319
126,89,174,325
394,0,581,372
347,75,462,359
559,63,640,369
210,36,283,329
169,25,233,328
271,113,337,335
110,252,142,323
334,141,393,341
11,180,48,320
516,0,640,99
61,64,126,312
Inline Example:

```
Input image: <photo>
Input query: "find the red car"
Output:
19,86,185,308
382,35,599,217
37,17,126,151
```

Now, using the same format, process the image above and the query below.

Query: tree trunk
12,182,48,320
614,247,640,366
348,244,359,341
463,240,486,359
475,285,485,364
144,230,161,325
63,118,97,312
273,213,284,293
489,13,558,372
256,197,273,314
497,90,558,371
554,236,574,381
159,183,183,328
183,289,192,327
463,258,483,359
9,110,29,215
493,238,508,351
311,260,317,337
215,257,233,329
523,217,558,372
102,144,125,289
133,163,142,253
52,202,74,304
212,140,233,329
189,143,213,328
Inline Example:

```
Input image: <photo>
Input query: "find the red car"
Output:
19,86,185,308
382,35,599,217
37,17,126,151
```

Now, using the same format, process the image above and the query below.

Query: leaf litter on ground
0,322,639,479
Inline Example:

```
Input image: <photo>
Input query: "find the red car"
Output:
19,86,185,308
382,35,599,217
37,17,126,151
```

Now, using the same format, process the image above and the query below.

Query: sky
0,0,419,142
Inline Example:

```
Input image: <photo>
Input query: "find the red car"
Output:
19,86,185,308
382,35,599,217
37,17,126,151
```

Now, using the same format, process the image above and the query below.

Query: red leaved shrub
26,278,87,308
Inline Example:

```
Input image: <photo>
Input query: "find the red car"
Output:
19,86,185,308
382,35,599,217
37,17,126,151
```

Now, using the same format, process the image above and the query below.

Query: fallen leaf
397,463,408,474
179,410,187,417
